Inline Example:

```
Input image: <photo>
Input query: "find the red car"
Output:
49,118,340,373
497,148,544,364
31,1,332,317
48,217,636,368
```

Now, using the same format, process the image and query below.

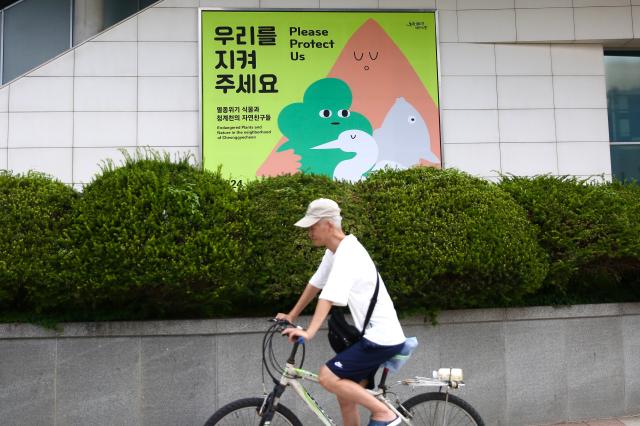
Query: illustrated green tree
277,78,372,177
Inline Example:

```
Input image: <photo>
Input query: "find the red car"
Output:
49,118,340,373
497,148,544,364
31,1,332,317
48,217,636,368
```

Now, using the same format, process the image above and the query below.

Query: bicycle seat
383,336,418,373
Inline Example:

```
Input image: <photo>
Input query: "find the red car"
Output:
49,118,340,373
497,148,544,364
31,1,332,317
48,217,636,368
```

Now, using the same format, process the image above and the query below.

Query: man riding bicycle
278,198,406,426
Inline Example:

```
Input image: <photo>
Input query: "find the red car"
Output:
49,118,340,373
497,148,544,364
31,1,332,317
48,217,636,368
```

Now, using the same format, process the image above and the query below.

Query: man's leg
336,378,369,426
337,395,360,426
319,365,396,423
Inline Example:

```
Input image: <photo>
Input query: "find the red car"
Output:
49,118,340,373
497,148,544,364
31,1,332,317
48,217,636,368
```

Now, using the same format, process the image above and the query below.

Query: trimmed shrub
59,154,243,319
358,167,548,311
238,173,368,314
0,171,78,311
499,176,640,304
611,181,640,295
4,159,639,323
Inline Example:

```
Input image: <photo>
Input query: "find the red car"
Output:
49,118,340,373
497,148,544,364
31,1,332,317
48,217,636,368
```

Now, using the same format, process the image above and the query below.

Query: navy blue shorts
326,338,404,389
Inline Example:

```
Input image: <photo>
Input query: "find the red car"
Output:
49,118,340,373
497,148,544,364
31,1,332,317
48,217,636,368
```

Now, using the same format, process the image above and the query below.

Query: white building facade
0,0,639,187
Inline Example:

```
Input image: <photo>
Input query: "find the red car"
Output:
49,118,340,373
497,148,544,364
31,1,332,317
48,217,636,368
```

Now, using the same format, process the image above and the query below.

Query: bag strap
360,268,380,337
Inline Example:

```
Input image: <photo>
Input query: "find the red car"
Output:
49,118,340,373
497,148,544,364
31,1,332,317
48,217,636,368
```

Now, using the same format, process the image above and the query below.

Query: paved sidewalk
540,415,640,426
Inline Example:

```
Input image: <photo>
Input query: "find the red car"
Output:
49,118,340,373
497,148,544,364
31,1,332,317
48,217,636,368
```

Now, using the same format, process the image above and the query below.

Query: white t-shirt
310,235,405,346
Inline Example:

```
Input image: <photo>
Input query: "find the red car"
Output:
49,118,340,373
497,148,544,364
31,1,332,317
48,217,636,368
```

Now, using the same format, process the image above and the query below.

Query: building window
605,52,640,183
2,0,72,84
1,0,157,84
74,0,158,45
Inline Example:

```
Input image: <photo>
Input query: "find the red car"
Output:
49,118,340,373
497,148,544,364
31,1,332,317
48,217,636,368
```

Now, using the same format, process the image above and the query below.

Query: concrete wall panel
623,315,640,415
515,8,574,42
55,338,141,426
557,141,612,176
30,51,75,77
0,339,56,426
440,43,496,76
379,0,436,8
458,9,517,42
498,109,556,143
2,304,640,426
566,317,625,420
443,142,502,176
441,109,500,143
500,142,558,175
0,113,8,148
8,112,73,148
8,147,73,183
574,6,633,40
141,336,216,426
438,10,459,42
9,77,73,112
505,320,567,425
436,321,507,426
551,45,605,76
495,44,552,75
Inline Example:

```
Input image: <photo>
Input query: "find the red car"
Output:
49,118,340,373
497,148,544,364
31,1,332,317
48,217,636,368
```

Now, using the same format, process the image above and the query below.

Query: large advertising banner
201,10,440,186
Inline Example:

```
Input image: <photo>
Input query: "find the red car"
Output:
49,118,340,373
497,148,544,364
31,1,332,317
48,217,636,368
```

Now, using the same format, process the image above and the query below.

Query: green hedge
58,155,243,319
358,168,548,311
499,176,640,304
0,171,78,312
1,157,639,322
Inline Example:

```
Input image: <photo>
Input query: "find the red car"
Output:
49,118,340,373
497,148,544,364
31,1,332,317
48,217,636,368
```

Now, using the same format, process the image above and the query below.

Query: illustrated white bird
313,129,405,182
313,130,378,182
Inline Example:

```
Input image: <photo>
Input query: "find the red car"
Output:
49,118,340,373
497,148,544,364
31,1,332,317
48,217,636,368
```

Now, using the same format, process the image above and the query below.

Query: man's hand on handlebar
282,327,310,343
275,312,295,323
271,317,310,342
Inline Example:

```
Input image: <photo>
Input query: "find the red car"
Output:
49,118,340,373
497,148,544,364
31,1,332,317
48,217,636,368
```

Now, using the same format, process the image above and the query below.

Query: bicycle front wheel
399,392,484,426
203,397,302,426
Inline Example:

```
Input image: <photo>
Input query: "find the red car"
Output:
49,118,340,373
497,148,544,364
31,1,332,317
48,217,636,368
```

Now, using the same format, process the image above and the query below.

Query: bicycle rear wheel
203,397,302,426
399,392,484,426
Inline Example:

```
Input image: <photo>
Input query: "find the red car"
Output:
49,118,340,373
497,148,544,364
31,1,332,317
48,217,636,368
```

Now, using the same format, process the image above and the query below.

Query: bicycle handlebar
269,319,306,343
263,319,307,380
269,317,291,326
269,318,298,330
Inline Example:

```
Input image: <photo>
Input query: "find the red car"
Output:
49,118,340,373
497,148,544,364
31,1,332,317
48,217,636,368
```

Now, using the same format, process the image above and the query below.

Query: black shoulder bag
327,271,380,353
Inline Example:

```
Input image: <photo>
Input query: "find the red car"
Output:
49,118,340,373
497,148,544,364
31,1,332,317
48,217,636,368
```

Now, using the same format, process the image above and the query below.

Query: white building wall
0,0,639,186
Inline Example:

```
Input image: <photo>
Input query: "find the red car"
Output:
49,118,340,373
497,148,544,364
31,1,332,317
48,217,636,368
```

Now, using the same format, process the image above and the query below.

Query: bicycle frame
267,361,403,426
275,363,336,425
263,356,463,426
256,326,471,426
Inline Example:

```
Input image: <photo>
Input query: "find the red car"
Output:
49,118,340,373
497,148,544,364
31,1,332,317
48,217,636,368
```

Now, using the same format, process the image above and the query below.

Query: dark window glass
610,145,640,182
605,53,640,182
103,0,138,29
73,0,158,45
2,0,71,84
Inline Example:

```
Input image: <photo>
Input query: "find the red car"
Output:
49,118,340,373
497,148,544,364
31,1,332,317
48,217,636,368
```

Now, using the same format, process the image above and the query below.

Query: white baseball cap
294,198,341,228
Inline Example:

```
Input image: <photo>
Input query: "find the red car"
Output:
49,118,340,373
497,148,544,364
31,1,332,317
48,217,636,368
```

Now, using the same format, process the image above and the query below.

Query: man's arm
283,298,332,342
276,283,321,323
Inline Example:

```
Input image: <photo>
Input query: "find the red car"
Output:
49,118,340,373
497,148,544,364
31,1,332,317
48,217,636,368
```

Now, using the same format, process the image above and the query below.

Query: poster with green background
201,10,440,186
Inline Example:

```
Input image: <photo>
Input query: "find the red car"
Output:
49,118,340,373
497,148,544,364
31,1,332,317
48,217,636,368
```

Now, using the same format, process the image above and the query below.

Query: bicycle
204,319,484,426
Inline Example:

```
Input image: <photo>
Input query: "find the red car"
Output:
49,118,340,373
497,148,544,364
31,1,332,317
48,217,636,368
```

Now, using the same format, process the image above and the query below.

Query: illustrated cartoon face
275,78,372,177
353,50,379,71
307,101,358,133
278,78,372,152
317,106,352,126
